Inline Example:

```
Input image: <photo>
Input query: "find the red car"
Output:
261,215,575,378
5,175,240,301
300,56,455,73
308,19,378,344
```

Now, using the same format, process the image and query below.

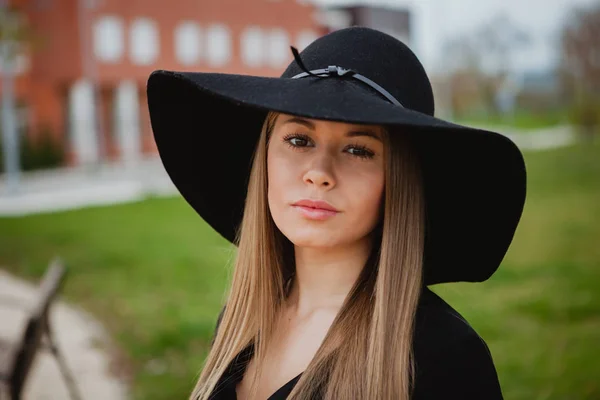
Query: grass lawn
454,109,570,131
1,140,599,399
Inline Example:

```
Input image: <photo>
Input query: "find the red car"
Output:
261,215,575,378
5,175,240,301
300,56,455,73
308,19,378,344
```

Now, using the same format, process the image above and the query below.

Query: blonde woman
147,27,526,399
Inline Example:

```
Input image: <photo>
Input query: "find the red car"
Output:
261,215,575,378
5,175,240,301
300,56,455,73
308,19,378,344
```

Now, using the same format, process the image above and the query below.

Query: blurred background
0,0,598,399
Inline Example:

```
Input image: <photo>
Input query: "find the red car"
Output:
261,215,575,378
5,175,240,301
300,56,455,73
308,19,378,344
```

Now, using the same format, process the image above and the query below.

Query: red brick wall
8,0,322,164
87,0,320,81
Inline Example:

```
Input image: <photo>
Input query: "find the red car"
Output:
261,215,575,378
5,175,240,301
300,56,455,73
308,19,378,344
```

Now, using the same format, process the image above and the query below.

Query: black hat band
289,46,404,108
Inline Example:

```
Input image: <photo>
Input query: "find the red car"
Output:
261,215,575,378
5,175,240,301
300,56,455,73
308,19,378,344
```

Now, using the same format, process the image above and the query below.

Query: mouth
291,199,340,220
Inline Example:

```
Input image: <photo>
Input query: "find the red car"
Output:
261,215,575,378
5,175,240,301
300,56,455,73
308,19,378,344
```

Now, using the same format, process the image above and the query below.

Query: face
267,113,386,249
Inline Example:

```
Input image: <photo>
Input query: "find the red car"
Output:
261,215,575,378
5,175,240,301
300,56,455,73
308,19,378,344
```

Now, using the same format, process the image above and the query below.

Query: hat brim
147,69,526,285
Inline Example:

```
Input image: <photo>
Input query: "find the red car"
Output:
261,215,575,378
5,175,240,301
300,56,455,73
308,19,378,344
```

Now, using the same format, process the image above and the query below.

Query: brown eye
345,144,375,159
289,137,308,147
283,133,312,148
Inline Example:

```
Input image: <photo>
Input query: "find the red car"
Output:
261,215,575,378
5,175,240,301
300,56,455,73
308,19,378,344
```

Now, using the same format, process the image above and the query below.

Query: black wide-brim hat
146,27,526,285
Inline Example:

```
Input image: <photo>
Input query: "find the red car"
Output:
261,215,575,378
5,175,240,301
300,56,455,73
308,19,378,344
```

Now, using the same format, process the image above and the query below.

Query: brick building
2,0,423,168
3,0,324,166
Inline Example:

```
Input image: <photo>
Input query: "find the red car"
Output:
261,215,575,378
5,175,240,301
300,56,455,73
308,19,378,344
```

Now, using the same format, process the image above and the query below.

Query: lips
292,199,339,212
291,199,340,220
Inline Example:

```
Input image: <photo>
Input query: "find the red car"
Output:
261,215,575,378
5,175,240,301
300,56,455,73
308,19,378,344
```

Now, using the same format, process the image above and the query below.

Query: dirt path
0,269,129,400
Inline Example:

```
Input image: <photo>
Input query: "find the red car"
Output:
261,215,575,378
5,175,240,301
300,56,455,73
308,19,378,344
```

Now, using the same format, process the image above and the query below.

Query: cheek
267,148,294,216
343,166,385,230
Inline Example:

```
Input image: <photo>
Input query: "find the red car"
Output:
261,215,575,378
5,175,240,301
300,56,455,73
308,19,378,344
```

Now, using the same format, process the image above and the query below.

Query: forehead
274,113,385,135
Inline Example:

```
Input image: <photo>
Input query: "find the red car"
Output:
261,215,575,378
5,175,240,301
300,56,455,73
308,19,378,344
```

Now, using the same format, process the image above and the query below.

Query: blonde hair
190,111,425,400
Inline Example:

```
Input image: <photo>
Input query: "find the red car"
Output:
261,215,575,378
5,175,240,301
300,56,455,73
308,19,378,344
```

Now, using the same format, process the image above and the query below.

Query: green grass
434,141,600,399
0,198,236,399
454,109,570,131
1,141,599,399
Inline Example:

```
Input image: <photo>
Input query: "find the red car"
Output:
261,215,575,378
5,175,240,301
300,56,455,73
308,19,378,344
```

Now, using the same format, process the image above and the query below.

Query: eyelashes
282,133,375,160
283,133,311,148
345,143,375,159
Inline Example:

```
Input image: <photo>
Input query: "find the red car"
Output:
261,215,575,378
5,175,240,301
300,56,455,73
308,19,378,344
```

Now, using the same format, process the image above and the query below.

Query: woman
147,27,526,399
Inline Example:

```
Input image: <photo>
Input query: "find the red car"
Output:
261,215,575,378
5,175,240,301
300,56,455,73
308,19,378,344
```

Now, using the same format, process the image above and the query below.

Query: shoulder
411,287,504,400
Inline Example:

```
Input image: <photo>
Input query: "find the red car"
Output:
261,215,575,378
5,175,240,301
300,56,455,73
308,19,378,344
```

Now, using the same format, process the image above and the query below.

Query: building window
93,16,125,63
206,24,232,67
175,21,202,66
241,26,265,68
130,17,159,66
296,30,319,51
0,45,29,76
267,28,290,68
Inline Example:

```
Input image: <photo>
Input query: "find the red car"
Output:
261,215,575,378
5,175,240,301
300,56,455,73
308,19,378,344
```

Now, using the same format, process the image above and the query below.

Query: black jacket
207,287,503,399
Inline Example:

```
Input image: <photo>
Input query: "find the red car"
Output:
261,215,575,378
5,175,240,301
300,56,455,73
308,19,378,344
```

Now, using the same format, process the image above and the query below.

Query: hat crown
282,27,435,116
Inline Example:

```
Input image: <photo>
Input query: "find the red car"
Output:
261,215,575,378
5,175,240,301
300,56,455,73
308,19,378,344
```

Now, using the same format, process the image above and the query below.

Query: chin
282,226,348,248
289,236,343,249
272,211,371,248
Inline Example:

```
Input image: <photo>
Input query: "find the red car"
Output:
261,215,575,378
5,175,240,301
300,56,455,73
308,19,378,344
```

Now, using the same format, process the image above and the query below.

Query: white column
114,80,141,167
69,79,99,166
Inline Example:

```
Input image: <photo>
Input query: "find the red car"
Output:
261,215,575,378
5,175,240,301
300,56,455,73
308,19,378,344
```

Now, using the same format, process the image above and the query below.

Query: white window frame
93,15,125,63
129,17,160,66
206,24,232,67
241,26,265,68
174,21,203,66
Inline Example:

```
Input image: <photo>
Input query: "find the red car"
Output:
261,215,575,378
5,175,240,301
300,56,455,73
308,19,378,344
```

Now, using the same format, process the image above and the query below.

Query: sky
309,0,599,74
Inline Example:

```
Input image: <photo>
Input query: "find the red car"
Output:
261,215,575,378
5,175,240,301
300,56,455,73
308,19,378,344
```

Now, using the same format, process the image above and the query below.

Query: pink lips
291,199,340,220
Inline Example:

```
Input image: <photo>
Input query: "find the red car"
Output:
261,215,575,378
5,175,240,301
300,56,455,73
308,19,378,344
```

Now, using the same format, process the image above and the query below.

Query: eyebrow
282,117,383,142
346,130,382,142
283,117,315,129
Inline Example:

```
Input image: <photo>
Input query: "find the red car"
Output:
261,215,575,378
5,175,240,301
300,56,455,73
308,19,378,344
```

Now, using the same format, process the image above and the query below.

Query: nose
302,153,336,190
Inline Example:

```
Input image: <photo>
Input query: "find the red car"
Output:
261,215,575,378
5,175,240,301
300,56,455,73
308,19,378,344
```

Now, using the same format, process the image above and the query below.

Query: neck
286,236,372,317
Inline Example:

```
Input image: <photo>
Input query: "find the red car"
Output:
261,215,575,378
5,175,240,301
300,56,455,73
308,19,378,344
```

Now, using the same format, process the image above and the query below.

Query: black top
208,288,503,399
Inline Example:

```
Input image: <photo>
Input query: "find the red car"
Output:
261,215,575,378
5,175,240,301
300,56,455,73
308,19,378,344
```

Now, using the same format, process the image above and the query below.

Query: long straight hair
190,111,425,400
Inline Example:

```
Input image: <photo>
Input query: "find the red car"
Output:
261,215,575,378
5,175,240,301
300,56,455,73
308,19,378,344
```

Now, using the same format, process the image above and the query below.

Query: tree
560,2,600,139
440,12,530,118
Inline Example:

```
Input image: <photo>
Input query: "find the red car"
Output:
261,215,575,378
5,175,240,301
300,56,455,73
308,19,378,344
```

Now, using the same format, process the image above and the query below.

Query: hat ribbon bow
289,46,404,108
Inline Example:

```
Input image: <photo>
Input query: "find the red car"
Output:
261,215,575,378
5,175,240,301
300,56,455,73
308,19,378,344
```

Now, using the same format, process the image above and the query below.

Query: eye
345,144,375,159
283,133,312,148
